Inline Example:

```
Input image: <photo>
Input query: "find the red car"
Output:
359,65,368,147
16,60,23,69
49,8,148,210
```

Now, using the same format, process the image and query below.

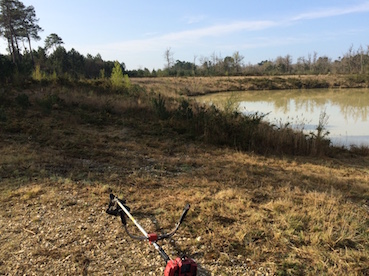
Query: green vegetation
110,61,131,90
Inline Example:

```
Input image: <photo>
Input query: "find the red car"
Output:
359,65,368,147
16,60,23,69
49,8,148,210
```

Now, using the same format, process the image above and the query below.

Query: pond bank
131,74,369,96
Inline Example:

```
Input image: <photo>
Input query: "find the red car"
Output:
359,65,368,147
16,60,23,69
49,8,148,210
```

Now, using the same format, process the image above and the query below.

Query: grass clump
152,93,170,120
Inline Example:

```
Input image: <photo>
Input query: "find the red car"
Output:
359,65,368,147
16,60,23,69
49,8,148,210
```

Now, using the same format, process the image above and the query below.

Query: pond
194,88,369,148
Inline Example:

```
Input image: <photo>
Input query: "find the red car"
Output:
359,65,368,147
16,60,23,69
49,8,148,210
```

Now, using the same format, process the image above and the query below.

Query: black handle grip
106,194,119,216
158,246,170,263
106,194,130,224
179,203,190,224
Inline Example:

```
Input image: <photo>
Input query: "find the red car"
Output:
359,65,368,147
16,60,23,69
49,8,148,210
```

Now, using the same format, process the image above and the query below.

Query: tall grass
151,93,335,156
1,80,366,157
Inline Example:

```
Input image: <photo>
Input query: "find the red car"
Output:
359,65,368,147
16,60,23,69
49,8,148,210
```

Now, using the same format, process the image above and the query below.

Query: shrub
15,94,31,109
0,106,6,122
37,94,64,114
123,74,131,88
152,94,170,120
175,99,193,120
304,78,329,89
32,64,46,81
167,100,333,156
349,145,369,156
309,111,331,155
0,55,15,84
110,61,130,90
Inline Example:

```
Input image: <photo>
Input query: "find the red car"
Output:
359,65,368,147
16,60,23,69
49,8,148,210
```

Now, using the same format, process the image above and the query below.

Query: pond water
194,88,369,148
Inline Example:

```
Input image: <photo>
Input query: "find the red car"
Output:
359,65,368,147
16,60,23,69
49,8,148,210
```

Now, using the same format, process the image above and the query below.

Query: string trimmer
106,194,197,276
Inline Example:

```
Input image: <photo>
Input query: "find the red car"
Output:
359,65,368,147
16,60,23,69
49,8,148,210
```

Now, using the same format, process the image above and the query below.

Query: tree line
164,46,369,77
1,0,369,84
0,0,128,83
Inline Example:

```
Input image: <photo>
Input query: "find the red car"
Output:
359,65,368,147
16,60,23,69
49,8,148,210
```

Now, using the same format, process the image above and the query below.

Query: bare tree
315,56,332,74
210,51,223,75
295,56,306,74
232,51,244,74
345,44,354,73
163,47,174,69
307,53,312,72
312,51,318,73
358,45,364,74
284,54,292,74
199,55,210,75
193,54,197,76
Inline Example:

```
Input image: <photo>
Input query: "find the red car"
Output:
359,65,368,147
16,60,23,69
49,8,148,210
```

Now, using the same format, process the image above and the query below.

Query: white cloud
75,1,369,68
163,20,276,41
183,15,207,24
98,20,277,53
291,1,369,21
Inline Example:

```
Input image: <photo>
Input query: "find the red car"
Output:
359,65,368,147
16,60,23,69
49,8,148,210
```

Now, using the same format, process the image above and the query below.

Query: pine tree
0,0,42,64
110,61,124,88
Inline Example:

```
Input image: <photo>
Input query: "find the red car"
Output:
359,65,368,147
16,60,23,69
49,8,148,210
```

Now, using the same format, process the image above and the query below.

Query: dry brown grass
0,83,368,275
131,75,365,97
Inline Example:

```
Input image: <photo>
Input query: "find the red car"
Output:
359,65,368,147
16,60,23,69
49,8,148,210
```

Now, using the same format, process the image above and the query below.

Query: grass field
131,74,369,96
0,79,368,275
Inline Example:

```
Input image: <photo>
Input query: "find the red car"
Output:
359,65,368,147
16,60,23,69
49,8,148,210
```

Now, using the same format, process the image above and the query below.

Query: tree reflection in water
195,88,369,147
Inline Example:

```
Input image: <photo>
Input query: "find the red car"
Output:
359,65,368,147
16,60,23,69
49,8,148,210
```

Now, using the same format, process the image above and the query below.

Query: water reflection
194,89,369,147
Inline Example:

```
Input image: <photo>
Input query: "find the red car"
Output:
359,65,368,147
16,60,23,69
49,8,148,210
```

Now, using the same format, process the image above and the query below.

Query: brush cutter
106,194,197,276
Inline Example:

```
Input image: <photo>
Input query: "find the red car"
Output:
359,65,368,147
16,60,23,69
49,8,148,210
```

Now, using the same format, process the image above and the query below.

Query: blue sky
1,0,369,70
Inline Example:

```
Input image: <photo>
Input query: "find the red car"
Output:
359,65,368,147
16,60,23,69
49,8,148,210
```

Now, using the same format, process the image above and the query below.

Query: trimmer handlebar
156,203,190,241
106,194,190,242
106,194,198,275
179,203,190,225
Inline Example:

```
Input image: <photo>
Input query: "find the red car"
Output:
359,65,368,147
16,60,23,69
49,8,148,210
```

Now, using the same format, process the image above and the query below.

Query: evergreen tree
110,61,124,88
110,61,130,89
21,5,42,63
0,0,25,63
0,0,42,64
44,33,64,53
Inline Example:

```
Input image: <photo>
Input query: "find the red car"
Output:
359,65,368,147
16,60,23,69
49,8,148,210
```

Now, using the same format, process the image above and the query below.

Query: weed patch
152,93,170,119
37,94,65,114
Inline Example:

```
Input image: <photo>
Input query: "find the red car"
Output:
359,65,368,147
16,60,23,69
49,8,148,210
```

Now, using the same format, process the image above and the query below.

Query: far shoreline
131,74,369,97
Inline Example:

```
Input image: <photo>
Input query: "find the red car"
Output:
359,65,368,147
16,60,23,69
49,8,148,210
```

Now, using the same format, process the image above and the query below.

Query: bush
32,64,46,81
152,94,170,119
0,106,6,122
15,94,31,109
37,94,64,114
175,99,193,120
110,61,131,90
304,78,329,89
0,55,14,84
